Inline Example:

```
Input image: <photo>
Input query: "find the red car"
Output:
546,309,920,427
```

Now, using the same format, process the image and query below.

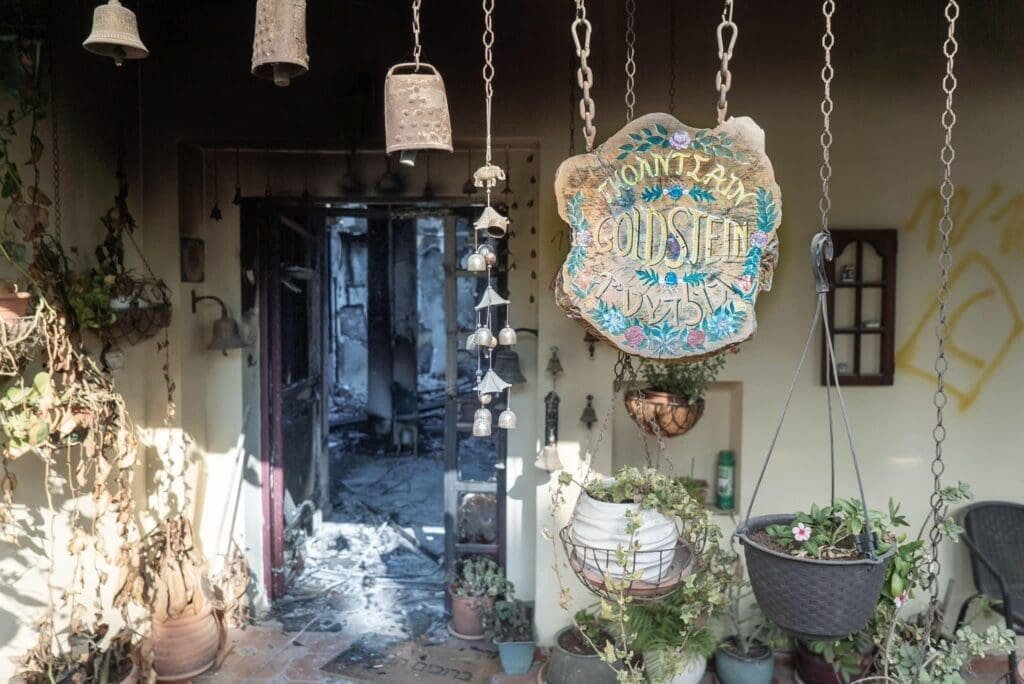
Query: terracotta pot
150,608,224,681
0,292,30,321
623,389,704,437
449,594,493,639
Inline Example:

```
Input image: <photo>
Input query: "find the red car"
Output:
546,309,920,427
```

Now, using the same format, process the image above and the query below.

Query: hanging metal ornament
474,407,493,426
83,0,149,67
209,152,223,221
497,325,516,346
555,0,781,360
477,243,497,267
477,369,510,396
474,205,508,238
384,0,454,166
473,326,493,348
474,285,509,310
497,408,517,430
467,252,487,272
252,0,309,87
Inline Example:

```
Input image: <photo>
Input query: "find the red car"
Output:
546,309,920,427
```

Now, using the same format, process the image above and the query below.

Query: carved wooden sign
554,113,782,359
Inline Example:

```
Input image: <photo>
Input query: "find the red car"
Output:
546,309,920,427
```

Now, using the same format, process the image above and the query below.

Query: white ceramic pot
570,482,678,582
668,655,707,684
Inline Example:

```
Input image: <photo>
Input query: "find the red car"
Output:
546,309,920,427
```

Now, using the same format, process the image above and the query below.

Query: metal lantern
384,64,454,162
83,0,149,66
252,0,309,87
497,325,517,346
497,409,517,430
467,253,487,272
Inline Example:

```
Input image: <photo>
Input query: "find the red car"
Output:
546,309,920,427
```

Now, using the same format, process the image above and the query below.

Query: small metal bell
580,394,598,429
252,0,310,86
498,325,517,346
83,0,149,66
467,253,487,272
493,349,526,384
497,409,517,430
547,347,564,378
385,63,454,158
472,418,492,437
209,316,248,354
474,206,509,238
466,333,478,351
474,326,493,348
474,407,492,425
477,243,497,267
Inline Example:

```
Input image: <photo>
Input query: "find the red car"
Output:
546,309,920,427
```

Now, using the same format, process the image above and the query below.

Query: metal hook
810,231,834,294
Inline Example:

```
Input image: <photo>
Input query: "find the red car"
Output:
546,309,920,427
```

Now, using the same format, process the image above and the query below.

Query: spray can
716,450,735,511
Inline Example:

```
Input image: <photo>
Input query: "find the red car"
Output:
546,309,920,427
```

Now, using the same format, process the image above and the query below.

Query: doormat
321,636,500,683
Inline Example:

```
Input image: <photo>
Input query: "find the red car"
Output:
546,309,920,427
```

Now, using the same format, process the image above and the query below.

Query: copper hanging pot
384,63,454,162
252,0,309,86
624,389,705,437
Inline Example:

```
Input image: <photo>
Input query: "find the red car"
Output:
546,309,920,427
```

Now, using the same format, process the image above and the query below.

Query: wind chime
83,0,149,66
467,0,516,438
251,0,309,86
384,0,454,167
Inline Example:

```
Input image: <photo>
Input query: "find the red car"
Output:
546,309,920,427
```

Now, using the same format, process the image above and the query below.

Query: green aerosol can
716,450,735,511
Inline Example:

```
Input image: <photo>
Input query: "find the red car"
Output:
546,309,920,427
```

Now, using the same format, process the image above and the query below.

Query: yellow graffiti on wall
897,184,1023,411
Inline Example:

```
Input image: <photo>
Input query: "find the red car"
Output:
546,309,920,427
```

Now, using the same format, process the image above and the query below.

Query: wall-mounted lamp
191,290,248,355
580,394,597,430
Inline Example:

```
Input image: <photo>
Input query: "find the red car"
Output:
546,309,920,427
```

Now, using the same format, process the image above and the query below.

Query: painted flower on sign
705,303,745,341
624,325,646,349
687,329,706,348
667,183,686,200
735,275,754,292
596,305,629,335
751,231,769,249
575,230,592,248
669,130,691,150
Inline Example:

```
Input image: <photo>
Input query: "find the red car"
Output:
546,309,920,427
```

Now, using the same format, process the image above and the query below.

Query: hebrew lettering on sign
554,113,782,359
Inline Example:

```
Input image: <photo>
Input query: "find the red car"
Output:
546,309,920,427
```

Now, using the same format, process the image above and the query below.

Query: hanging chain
624,0,637,122
49,45,62,241
411,0,422,68
572,0,596,151
715,0,737,124
819,0,835,236
668,1,676,115
922,0,960,637
568,32,577,157
482,0,495,170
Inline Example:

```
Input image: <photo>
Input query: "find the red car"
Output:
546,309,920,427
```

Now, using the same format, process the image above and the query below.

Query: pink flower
624,326,646,348
575,230,592,247
669,130,691,150
751,231,769,249
687,329,706,347
894,591,909,609
792,523,812,542
736,275,754,292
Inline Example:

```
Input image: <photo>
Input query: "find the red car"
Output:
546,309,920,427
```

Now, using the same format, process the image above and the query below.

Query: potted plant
546,608,620,684
0,280,31,320
483,598,535,675
624,353,726,437
14,624,139,683
446,556,512,639
736,496,900,641
66,268,117,331
629,545,737,683
714,558,777,684
564,467,703,594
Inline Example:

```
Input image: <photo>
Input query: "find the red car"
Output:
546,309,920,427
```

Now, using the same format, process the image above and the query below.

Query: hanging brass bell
82,0,149,67
384,63,454,161
252,0,309,87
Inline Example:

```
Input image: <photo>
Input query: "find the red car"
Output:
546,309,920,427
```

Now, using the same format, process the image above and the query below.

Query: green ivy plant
66,268,116,331
639,353,726,401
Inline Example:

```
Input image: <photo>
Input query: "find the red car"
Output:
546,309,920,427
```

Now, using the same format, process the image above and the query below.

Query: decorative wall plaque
555,113,782,359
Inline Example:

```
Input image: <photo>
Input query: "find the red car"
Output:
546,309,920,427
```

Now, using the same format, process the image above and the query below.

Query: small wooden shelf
822,229,898,387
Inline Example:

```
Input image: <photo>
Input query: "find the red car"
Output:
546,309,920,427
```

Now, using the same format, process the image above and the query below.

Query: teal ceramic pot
715,639,773,684
497,640,535,675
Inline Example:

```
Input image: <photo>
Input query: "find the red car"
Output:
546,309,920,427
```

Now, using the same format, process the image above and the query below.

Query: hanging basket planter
98,278,172,346
736,514,894,641
624,389,705,437
0,312,42,383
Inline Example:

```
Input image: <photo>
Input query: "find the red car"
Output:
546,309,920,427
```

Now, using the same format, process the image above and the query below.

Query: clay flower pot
624,389,704,437
150,608,224,681
0,291,30,321
545,626,620,684
449,594,494,639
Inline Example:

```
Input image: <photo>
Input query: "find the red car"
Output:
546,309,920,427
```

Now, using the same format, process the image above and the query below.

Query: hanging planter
101,278,172,346
561,469,702,600
623,355,726,437
0,306,42,383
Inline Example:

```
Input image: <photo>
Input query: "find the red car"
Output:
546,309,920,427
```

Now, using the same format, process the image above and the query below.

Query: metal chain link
819,0,835,236
568,32,577,157
668,0,676,115
572,0,596,151
482,0,495,171
48,45,61,241
411,0,422,68
715,0,737,124
624,0,637,122
921,0,960,645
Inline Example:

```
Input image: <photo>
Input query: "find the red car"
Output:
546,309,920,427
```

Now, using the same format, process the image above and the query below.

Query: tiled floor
197,623,1018,683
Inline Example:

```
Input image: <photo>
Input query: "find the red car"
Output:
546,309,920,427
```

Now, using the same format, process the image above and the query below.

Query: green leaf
655,123,667,135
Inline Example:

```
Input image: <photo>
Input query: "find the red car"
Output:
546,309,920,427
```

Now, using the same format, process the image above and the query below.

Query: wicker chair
955,501,1024,683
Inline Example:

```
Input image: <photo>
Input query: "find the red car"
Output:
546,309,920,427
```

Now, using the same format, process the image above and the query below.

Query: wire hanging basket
99,278,172,346
623,389,705,437
736,233,893,642
0,310,43,382
560,525,698,602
